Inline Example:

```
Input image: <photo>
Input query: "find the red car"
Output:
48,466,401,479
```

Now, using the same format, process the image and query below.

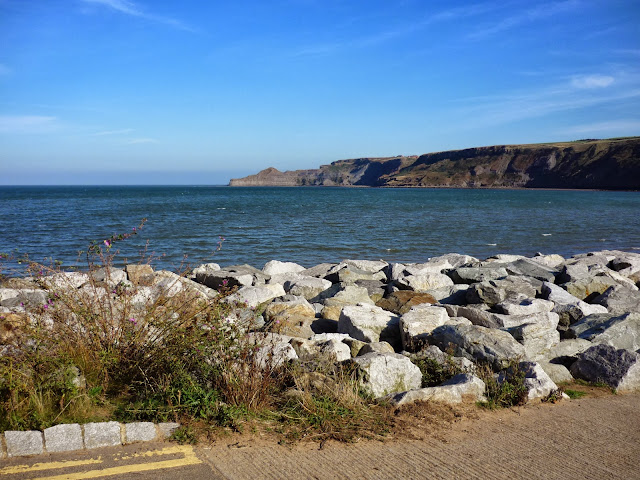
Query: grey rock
316,339,352,361
495,299,554,316
251,333,298,368
444,304,493,327
592,285,640,315
530,253,566,269
340,259,389,273
44,424,83,453
262,260,306,276
42,272,91,290
224,283,286,308
267,272,304,286
389,373,486,406
338,304,401,350
323,284,375,307
351,352,423,398
0,288,48,308
125,264,155,286
519,361,560,400
447,266,509,285
568,312,640,351
425,285,469,305
5,430,44,457
500,258,557,282
354,280,386,301
399,305,449,351
125,422,157,443
429,324,526,370
357,341,395,356
570,344,640,392
195,264,268,289
286,277,332,301
396,272,454,292
562,274,625,302
84,421,122,449
325,264,386,284
301,263,337,278
538,361,574,384
507,313,560,360
466,276,538,306
543,339,593,367
541,281,608,330
428,253,478,269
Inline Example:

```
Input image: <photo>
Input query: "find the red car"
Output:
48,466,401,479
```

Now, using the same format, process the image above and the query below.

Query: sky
1,0,639,185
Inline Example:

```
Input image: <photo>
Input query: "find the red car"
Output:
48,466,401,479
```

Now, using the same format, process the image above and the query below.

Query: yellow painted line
0,459,103,475
27,446,202,480
118,445,196,460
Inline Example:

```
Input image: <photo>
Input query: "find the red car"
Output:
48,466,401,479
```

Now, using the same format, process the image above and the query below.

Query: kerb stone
44,424,83,453
125,422,158,443
5,430,44,457
84,421,122,449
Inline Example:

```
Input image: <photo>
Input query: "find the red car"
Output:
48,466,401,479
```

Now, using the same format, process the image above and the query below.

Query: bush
0,225,392,442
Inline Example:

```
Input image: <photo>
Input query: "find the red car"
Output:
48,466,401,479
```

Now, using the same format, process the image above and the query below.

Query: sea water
1,186,639,272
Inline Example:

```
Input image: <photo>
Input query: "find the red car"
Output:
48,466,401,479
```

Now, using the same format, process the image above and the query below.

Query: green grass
563,389,587,400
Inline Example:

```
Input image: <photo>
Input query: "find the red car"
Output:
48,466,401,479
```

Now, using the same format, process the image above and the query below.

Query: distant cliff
229,137,640,190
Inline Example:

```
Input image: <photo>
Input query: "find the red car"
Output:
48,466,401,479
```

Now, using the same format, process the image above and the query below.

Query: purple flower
128,317,137,325
104,239,111,247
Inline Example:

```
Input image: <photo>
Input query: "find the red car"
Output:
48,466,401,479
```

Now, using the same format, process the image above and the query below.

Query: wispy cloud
0,115,57,134
289,2,498,58
450,73,640,128
561,119,640,135
81,0,196,32
90,128,134,136
125,137,158,144
570,74,614,89
468,0,580,39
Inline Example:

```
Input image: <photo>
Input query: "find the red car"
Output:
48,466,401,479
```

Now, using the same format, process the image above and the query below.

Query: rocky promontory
229,137,640,190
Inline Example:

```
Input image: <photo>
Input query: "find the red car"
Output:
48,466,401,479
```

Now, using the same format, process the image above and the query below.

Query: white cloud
81,0,196,32
125,137,158,144
571,74,615,89
0,115,57,133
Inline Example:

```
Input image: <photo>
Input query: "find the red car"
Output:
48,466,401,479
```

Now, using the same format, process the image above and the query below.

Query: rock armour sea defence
3,250,640,411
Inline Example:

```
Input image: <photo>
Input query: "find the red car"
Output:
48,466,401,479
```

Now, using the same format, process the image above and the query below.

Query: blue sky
1,0,639,185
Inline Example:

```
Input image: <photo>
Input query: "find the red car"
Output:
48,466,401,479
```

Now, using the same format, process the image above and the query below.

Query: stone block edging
0,421,180,458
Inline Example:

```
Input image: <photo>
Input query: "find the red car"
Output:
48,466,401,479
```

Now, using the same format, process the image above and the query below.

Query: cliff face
229,138,640,190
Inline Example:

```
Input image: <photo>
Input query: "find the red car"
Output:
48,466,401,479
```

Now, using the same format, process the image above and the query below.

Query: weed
476,362,528,409
411,352,464,388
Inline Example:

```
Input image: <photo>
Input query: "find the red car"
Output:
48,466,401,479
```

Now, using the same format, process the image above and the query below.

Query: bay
1,186,639,273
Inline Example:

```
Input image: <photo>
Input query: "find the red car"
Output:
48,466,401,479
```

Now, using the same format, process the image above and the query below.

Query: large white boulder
351,352,422,398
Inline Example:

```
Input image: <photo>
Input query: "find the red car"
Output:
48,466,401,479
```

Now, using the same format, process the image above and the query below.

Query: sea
1,186,639,274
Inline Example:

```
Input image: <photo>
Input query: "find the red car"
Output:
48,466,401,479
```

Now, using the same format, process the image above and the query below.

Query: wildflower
104,239,111,247
128,318,137,325
43,304,48,310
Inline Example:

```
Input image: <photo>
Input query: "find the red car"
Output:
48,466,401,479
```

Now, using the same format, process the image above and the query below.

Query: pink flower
104,240,111,247
128,317,137,325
